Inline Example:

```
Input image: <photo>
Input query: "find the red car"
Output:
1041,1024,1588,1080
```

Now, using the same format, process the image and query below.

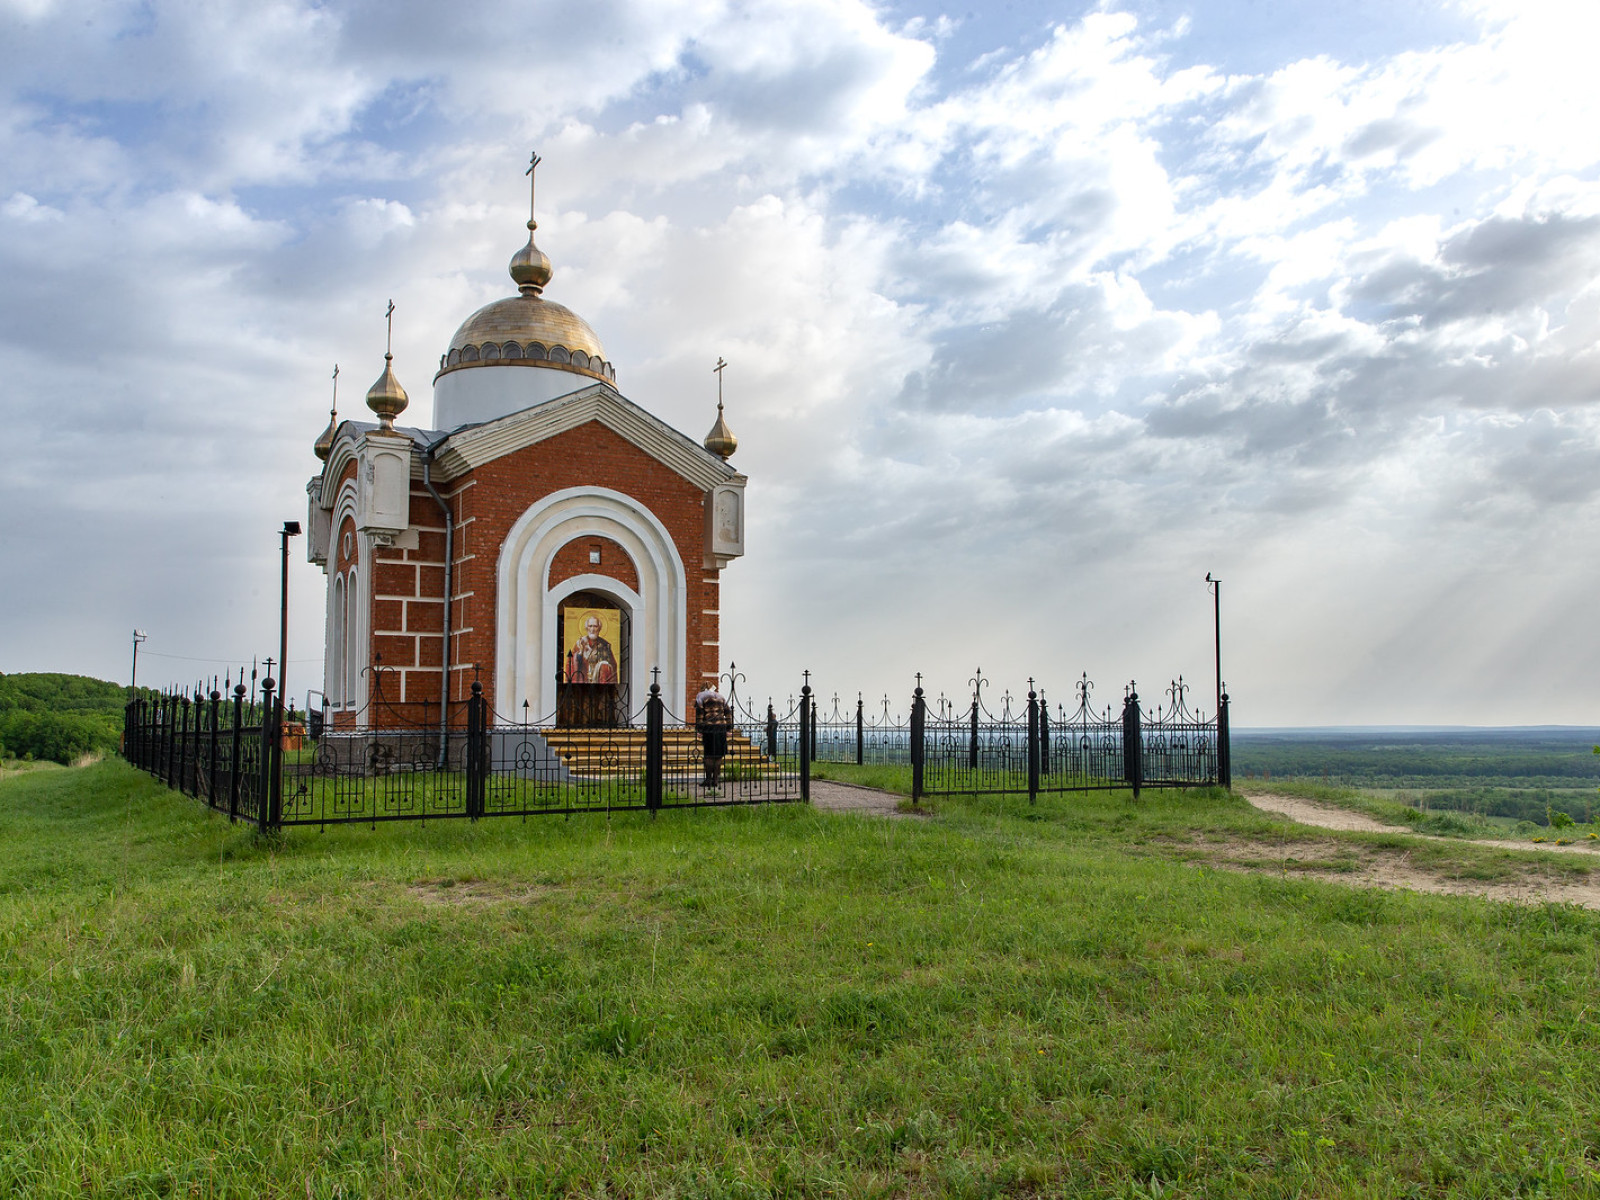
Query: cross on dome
704,356,737,459
365,298,409,430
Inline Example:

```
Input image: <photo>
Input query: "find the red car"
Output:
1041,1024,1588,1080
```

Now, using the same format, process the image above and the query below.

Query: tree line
0,674,130,765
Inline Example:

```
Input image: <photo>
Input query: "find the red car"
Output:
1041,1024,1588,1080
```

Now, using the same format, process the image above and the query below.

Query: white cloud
0,0,1596,722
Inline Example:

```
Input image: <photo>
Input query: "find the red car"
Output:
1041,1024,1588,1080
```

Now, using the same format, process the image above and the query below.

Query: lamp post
280,522,302,718
130,629,147,691
1205,572,1222,722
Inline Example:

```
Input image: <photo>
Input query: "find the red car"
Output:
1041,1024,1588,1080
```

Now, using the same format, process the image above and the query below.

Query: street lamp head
133,629,147,641
1205,571,1213,583
283,521,303,537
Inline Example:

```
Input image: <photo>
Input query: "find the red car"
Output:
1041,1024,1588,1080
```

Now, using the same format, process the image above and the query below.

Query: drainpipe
422,438,453,768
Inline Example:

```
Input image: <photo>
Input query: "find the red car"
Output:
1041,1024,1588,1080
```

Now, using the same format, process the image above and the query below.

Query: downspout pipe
422,437,453,769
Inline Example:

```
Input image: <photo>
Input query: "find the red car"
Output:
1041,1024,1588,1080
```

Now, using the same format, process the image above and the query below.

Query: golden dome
366,352,409,430
704,402,737,459
313,409,338,461
510,220,553,295
434,208,615,386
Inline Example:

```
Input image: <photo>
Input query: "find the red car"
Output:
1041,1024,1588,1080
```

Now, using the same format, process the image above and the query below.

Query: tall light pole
280,522,302,717
130,629,147,691
1204,572,1222,722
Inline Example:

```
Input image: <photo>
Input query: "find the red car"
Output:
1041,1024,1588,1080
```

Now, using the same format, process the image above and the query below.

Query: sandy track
1231,791,1600,909
1246,791,1600,856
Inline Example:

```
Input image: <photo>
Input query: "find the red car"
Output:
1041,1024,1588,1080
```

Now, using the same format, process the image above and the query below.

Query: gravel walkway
807,780,916,819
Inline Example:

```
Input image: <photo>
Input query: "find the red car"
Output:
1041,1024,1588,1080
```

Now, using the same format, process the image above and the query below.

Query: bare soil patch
1177,834,1600,909
808,780,918,819
406,880,559,906
1247,790,1600,856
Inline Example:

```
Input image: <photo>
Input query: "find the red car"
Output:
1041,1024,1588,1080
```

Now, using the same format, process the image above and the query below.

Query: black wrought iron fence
125,661,1229,827
796,668,1230,801
127,674,810,831
122,679,278,829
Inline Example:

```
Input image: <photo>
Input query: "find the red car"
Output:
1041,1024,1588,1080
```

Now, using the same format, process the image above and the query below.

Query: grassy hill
0,672,129,764
3,761,1598,1195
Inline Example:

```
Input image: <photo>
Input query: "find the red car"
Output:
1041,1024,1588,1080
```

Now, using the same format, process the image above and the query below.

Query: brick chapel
304,171,746,728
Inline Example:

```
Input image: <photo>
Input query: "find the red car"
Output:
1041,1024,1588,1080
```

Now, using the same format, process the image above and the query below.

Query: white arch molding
326,481,369,714
495,486,689,721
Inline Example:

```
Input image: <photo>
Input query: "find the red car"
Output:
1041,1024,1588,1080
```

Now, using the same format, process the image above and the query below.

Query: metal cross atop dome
526,151,542,225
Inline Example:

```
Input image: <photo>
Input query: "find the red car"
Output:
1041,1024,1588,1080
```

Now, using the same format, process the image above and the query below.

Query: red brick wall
360,486,452,728
548,536,639,591
452,420,720,714
336,419,722,726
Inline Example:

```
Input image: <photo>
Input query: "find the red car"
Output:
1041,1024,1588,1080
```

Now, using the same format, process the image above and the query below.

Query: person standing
694,686,733,787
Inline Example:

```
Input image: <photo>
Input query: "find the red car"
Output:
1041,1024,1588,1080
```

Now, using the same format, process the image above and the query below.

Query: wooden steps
537,727,770,776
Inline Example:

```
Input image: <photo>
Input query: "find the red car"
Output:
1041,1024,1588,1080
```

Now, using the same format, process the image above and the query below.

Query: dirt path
1221,791,1600,909
808,780,914,819
802,784,1600,907
1246,791,1600,856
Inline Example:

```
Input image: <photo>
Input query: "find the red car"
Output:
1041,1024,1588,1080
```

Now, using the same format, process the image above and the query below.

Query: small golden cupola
703,356,737,459
313,364,339,461
365,301,409,431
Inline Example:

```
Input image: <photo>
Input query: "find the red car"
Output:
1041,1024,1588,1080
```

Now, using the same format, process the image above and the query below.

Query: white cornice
315,384,746,505
435,383,746,491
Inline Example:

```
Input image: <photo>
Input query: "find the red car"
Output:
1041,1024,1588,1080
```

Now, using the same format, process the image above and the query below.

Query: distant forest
1234,729,1600,824
0,674,130,764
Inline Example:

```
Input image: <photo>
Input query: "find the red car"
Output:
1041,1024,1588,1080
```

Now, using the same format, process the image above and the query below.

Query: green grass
4,762,1600,1197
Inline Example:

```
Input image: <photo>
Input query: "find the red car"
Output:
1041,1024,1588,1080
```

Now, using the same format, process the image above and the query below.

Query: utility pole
131,629,147,691
280,522,302,717
1205,572,1222,722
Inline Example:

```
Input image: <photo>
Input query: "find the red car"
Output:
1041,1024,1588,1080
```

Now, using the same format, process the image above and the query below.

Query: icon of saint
566,614,617,684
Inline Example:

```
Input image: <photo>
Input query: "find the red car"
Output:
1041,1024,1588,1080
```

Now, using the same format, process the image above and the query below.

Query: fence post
855,694,864,766
645,680,663,814
162,695,176,788
466,681,486,819
259,678,281,832
910,678,925,806
229,684,245,821
1039,690,1050,779
968,697,978,770
810,696,818,762
207,690,221,809
798,677,812,803
1027,683,1039,804
1122,685,1142,801
188,691,202,796
1218,689,1231,790
178,693,190,795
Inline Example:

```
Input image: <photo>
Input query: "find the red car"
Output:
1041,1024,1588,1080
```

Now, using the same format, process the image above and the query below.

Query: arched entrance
556,587,632,726
495,487,688,724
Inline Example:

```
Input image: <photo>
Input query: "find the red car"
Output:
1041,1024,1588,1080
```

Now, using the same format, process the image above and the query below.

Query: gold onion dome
366,352,409,430
313,409,338,461
704,402,737,460
435,207,614,385
509,220,553,294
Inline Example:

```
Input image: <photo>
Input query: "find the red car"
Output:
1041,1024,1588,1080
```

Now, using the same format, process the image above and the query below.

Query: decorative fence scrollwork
125,658,1229,827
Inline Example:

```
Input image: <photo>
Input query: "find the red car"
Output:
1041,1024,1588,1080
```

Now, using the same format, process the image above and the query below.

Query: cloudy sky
1,0,1596,725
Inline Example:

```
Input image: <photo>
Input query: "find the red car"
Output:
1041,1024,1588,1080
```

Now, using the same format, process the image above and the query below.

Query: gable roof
432,381,743,491
315,381,744,510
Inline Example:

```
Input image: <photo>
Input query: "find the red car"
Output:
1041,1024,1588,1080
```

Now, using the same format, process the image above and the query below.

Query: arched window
330,575,345,705
344,569,359,709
